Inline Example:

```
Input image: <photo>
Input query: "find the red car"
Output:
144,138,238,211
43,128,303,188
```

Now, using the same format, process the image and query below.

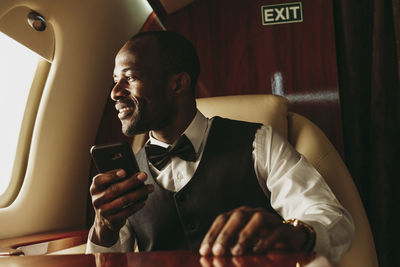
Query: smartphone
90,142,140,176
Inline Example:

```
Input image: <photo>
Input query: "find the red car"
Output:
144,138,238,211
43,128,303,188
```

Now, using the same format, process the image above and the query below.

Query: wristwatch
283,218,316,252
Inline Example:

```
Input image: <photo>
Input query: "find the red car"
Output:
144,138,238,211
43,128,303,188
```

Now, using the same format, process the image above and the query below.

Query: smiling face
111,37,175,136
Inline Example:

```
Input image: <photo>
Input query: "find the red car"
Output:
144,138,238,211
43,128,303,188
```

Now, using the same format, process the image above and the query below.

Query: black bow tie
145,135,197,170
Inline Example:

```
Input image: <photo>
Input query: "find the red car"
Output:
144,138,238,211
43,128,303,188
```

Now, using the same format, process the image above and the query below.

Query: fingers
91,171,148,208
97,183,154,217
200,256,230,267
252,223,290,253
91,169,145,195
199,207,293,257
200,207,264,256
233,211,282,255
230,212,265,256
90,169,127,194
212,209,250,255
199,213,230,256
102,201,146,230
90,169,153,235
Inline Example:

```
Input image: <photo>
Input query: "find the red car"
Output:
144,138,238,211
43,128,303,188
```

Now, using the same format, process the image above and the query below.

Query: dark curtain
333,1,400,266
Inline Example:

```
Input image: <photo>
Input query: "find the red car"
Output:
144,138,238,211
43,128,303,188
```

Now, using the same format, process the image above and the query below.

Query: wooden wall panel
161,0,344,154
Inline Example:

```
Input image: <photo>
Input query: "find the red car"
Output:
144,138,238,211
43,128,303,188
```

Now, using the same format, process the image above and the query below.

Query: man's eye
126,76,136,81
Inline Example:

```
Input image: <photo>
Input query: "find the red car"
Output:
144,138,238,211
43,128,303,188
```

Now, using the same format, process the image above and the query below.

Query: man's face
111,38,174,136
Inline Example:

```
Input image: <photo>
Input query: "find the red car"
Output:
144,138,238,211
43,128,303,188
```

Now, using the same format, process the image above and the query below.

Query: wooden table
0,250,332,267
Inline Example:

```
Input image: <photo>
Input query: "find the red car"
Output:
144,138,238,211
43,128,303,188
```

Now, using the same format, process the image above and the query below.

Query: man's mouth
115,100,135,120
118,106,134,119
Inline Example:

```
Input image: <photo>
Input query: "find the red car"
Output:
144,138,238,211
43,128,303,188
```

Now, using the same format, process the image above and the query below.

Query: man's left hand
199,206,308,256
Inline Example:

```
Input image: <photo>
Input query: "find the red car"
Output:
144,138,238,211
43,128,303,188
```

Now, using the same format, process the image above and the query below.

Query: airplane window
0,32,40,196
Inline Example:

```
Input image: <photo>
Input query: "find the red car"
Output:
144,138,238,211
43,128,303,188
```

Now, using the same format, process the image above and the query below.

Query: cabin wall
160,0,344,155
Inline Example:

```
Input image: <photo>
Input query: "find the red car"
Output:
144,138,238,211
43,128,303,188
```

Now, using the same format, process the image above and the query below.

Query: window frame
0,58,51,207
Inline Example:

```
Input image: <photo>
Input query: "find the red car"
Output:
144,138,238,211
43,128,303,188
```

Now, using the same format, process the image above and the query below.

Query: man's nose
110,80,129,101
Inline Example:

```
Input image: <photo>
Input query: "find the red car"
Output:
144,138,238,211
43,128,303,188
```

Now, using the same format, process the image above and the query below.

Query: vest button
176,193,185,202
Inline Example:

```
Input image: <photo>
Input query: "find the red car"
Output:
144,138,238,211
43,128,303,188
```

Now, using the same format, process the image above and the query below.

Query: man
86,31,354,263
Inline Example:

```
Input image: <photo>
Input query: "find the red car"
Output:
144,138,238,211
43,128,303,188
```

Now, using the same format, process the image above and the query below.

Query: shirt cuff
85,226,122,254
303,220,329,256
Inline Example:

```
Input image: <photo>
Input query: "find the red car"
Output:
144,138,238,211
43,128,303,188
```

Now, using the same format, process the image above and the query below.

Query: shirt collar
148,110,208,154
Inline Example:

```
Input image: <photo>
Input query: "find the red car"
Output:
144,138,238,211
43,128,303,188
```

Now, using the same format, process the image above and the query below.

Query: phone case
90,142,140,176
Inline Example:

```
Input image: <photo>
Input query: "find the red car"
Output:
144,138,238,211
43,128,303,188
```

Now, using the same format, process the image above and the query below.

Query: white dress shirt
87,110,354,263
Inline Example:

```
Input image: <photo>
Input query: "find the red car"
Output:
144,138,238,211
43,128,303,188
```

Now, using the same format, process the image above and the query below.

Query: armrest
0,229,88,256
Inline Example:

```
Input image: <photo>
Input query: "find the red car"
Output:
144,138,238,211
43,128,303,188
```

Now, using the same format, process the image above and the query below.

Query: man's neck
151,107,197,145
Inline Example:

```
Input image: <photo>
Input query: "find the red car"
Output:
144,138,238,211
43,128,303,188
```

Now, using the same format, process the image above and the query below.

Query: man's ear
170,72,191,95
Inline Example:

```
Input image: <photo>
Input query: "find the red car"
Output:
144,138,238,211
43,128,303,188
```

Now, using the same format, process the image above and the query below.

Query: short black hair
129,31,200,92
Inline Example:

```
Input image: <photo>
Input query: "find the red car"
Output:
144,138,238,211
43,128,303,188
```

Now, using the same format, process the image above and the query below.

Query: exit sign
261,2,303,25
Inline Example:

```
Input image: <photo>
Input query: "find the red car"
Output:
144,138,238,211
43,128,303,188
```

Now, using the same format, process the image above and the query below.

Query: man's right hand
89,169,154,247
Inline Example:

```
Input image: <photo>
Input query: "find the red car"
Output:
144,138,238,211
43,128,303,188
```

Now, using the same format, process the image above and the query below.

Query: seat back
195,94,378,267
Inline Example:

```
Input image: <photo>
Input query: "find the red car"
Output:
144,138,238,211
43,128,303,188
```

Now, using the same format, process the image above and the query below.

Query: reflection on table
0,250,332,267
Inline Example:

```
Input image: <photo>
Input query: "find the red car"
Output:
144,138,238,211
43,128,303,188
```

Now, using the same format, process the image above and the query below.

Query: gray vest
128,117,276,251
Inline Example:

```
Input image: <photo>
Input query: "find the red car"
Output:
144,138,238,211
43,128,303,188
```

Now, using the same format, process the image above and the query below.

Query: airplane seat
88,93,378,266
161,94,377,267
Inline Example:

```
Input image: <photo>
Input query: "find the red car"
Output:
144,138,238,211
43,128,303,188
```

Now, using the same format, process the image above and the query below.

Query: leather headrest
196,94,288,138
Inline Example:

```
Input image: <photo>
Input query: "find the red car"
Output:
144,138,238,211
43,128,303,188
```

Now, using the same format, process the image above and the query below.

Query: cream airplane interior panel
0,0,153,239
